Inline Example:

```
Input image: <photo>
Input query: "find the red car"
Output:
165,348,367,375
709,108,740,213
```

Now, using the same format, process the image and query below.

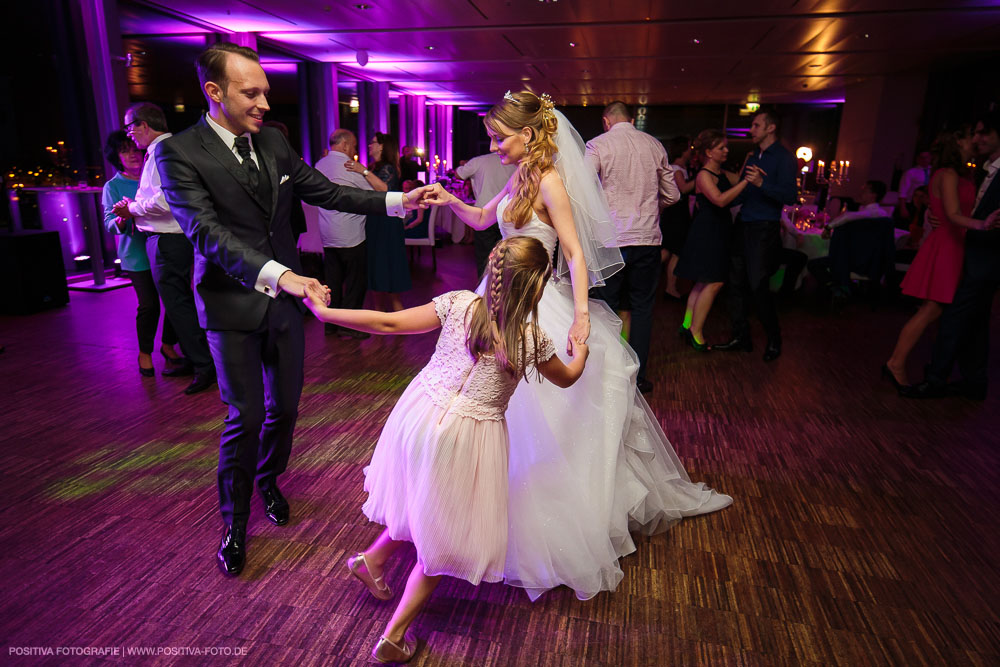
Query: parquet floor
1,244,998,666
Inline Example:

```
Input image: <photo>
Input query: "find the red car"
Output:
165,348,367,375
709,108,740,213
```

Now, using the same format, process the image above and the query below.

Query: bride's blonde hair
465,237,551,378
485,91,558,228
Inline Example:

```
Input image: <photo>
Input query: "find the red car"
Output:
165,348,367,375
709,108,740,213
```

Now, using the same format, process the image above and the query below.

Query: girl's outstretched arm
537,337,589,388
303,295,442,335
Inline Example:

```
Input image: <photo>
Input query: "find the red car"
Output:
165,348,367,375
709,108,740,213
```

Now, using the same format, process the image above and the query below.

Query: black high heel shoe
138,355,154,377
678,325,692,342
881,363,904,391
688,334,710,353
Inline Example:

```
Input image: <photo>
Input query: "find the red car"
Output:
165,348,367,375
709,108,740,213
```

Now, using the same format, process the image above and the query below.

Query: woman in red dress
884,126,991,388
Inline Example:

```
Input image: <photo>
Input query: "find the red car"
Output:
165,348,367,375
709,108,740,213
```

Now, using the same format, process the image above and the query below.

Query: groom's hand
278,271,331,305
402,185,433,210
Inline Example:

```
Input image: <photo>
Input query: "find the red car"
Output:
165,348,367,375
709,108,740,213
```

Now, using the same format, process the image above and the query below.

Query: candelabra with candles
816,159,851,186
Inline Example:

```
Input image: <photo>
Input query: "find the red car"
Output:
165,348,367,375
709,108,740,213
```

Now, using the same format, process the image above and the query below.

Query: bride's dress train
489,196,732,601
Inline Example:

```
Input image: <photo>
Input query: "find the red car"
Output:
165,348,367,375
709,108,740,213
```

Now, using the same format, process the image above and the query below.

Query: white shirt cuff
385,191,405,218
256,260,289,298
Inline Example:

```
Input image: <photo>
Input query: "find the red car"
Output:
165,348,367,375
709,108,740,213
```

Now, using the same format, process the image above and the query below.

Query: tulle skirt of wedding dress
497,279,732,601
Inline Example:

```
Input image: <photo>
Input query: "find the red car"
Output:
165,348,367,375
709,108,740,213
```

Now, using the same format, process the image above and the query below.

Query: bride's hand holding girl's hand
420,182,459,207
568,313,590,354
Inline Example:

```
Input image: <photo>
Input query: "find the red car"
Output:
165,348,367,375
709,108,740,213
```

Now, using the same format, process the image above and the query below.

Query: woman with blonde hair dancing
423,90,732,601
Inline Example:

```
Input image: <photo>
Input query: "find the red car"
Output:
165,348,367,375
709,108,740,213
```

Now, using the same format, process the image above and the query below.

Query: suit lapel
256,133,280,220
197,119,268,212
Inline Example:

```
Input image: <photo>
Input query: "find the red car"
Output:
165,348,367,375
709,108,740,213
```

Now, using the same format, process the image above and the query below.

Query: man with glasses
113,102,216,394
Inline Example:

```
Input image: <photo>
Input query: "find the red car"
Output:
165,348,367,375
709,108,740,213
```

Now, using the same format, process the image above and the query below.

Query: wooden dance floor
2,244,998,665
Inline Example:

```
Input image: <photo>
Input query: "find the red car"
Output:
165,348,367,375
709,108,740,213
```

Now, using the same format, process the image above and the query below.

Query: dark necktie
233,136,259,191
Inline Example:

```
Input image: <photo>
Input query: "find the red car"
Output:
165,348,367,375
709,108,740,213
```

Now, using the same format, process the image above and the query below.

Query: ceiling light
425,46,435,50
569,42,576,47
353,3,372,8
692,38,701,45
809,64,822,68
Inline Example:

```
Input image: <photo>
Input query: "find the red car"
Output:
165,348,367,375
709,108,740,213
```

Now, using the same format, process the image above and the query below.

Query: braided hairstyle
465,237,552,378
484,91,559,228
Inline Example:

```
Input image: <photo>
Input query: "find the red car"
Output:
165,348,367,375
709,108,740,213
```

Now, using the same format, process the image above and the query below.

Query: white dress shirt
975,156,1000,210
454,153,515,208
826,202,890,229
898,165,930,201
203,114,406,298
129,133,182,234
314,150,372,248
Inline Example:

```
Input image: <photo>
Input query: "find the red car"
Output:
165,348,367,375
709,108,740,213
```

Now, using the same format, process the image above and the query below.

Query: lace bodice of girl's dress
497,195,559,257
417,290,555,421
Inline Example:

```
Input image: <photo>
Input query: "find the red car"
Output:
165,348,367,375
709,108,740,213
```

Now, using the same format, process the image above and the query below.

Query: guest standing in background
101,130,184,376
454,152,516,278
674,130,758,350
898,151,932,204
347,132,411,312
660,136,695,300
714,109,797,362
586,101,679,394
902,111,1000,400
315,128,372,339
884,126,988,388
111,102,216,394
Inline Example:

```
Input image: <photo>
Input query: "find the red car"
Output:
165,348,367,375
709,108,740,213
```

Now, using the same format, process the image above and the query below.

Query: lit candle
844,161,850,179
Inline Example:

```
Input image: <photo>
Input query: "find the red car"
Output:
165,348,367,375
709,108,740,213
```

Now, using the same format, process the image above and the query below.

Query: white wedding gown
488,195,732,601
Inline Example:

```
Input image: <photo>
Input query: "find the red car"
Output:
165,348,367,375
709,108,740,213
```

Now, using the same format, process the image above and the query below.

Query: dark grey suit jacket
158,116,388,331
966,168,1000,283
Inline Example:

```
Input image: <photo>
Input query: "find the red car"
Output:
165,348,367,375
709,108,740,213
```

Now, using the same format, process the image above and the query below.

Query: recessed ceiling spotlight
569,42,576,47
863,33,870,38
353,3,372,8
425,45,435,50
692,38,701,44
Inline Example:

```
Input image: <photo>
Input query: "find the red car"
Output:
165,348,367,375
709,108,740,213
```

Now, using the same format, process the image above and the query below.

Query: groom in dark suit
902,111,1000,400
158,43,427,576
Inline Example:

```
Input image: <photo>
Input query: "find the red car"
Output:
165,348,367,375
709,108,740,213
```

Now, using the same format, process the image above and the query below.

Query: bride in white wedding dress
423,91,732,601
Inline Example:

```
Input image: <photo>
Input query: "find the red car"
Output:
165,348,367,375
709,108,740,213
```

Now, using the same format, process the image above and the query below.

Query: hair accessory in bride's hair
504,90,517,103
538,93,555,120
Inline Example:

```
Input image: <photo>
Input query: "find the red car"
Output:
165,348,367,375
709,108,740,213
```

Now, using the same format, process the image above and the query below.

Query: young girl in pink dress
885,126,985,388
304,237,589,664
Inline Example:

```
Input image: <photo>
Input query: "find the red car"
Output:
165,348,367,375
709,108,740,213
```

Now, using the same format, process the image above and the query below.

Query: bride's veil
550,109,624,288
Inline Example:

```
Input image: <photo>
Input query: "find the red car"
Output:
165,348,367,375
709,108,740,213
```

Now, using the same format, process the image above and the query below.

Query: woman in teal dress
102,131,183,375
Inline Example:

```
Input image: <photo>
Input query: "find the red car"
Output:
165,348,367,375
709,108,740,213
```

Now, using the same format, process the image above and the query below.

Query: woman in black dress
674,130,761,350
660,136,695,299
347,132,411,312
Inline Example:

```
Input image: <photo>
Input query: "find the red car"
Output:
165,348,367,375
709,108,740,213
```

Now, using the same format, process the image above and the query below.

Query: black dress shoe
763,341,782,362
261,486,290,525
184,372,216,395
946,381,987,401
637,378,653,394
899,381,946,399
713,336,753,353
162,362,195,377
217,523,246,576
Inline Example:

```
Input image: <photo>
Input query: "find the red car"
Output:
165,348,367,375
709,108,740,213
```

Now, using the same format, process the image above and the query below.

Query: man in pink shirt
586,102,679,393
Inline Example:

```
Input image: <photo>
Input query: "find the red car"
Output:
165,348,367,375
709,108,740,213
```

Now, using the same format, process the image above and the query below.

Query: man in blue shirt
715,109,798,361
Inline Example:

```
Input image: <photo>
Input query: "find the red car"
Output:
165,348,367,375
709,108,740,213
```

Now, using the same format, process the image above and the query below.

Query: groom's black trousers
207,294,304,526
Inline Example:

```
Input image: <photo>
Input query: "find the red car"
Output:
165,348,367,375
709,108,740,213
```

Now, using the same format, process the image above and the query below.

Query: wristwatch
362,169,370,176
